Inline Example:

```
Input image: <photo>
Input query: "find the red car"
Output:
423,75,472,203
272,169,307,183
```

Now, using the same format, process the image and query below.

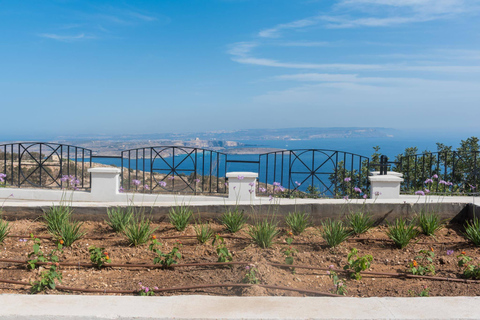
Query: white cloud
258,17,319,38
38,33,95,42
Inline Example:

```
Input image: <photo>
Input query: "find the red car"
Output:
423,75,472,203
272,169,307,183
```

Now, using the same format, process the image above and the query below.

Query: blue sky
1,0,480,139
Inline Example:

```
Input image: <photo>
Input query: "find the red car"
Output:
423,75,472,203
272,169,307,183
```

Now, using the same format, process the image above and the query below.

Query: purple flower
268,195,273,201
295,181,301,186
447,181,453,186
424,189,430,194
19,238,27,242
439,180,447,185
154,286,158,290
374,191,382,196
446,250,454,256
245,265,250,270
237,175,244,180
343,195,349,200
354,187,362,193
144,184,150,190
415,190,425,196
425,178,433,184
363,194,368,199
259,187,266,193
144,287,149,293
194,178,201,183
159,181,167,187
168,175,175,180
432,174,438,179
273,182,281,187
60,175,68,182
248,189,254,194
326,271,330,275
470,184,476,190
225,182,228,187
132,179,141,186
119,186,125,193
328,265,334,269
344,177,351,182
249,182,255,187
233,186,236,190
9,194,14,198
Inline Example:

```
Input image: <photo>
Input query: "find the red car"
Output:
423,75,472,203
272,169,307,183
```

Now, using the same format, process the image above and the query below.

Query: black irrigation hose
0,278,340,297
1,257,478,284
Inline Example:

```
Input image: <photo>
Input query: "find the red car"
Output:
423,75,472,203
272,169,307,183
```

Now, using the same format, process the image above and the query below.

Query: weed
327,265,347,296
285,211,311,235
242,264,260,284
457,252,480,279
386,217,419,249
149,237,182,268
89,246,111,269
282,234,297,274
220,208,246,233
212,234,233,263
343,248,372,280
319,219,351,248
408,248,435,275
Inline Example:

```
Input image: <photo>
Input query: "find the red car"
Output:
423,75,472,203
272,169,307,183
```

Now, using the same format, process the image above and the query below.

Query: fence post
226,172,258,202
88,168,121,201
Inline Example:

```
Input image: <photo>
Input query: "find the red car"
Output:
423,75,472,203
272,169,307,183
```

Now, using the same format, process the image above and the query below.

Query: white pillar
226,172,258,202
368,171,404,199
88,167,121,201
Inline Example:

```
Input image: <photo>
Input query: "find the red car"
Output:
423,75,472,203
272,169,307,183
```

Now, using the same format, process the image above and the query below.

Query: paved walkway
0,295,479,319
2,194,479,207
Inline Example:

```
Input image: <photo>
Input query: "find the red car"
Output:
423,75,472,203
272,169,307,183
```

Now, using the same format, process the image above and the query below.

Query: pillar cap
88,167,121,174
226,172,258,178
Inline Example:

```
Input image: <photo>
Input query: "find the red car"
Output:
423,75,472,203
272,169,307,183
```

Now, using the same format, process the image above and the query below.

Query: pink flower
159,181,167,187
194,179,201,183
132,179,141,186
237,175,244,180
259,187,266,193
344,177,351,182
432,174,438,179
354,187,362,193
363,194,367,199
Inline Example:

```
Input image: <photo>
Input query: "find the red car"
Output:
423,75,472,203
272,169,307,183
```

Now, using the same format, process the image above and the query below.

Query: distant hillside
57,127,395,142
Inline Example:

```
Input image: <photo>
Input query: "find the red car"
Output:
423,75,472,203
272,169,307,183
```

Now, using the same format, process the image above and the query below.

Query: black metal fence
395,151,480,194
120,146,228,194
0,142,92,189
258,149,370,197
0,142,373,197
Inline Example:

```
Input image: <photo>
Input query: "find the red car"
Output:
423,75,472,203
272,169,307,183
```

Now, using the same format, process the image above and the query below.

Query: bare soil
0,219,479,297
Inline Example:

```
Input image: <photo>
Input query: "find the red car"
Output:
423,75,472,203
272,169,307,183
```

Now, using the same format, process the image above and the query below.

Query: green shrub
417,211,444,236
285,211,311,235
168,204,193,231
220,208,246,233
248,216,279,249
124,215,157,246
319,219,351,248
386,218,419,249
56,220,86,247
194,221,215,244
0,216,10,244
346,211,374,235
106,206,133,233
463,216,480,246
43,205,72,235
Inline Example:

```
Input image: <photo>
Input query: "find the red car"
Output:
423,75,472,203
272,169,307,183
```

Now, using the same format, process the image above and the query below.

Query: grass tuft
285,211,311,235
319,219,351,248
386,217,419,249
220,208,246,233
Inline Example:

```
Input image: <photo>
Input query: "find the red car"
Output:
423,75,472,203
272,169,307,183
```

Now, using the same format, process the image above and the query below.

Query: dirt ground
0,218,479,297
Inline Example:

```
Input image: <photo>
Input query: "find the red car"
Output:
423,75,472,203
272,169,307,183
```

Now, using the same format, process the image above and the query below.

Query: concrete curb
0,295,479,320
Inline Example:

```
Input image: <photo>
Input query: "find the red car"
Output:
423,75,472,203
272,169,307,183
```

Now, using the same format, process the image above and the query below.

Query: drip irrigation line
268,263,480,284
1,257,478,284
0,258,250,269
0,278,340,297
7,234,469,246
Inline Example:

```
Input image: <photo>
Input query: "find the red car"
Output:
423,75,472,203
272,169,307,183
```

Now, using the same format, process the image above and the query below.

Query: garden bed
0,218,479,297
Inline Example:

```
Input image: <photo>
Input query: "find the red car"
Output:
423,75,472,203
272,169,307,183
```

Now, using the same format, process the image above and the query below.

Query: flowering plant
89,246,111,269
149,237,182,268
242,264,260,284
327,265,347,295
408,248,435,275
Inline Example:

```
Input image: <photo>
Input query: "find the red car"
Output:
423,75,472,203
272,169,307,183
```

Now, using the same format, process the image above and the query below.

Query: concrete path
0,295,479,319
2,194,479,207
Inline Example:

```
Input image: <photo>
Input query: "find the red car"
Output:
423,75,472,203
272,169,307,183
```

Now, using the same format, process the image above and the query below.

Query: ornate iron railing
120,146,228,194
258,149,370,197
0,142,92,188
395,151,480,194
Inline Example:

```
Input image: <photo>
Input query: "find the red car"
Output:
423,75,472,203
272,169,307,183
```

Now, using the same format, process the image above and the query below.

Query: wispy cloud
38,33,95,42
259,17,319,38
